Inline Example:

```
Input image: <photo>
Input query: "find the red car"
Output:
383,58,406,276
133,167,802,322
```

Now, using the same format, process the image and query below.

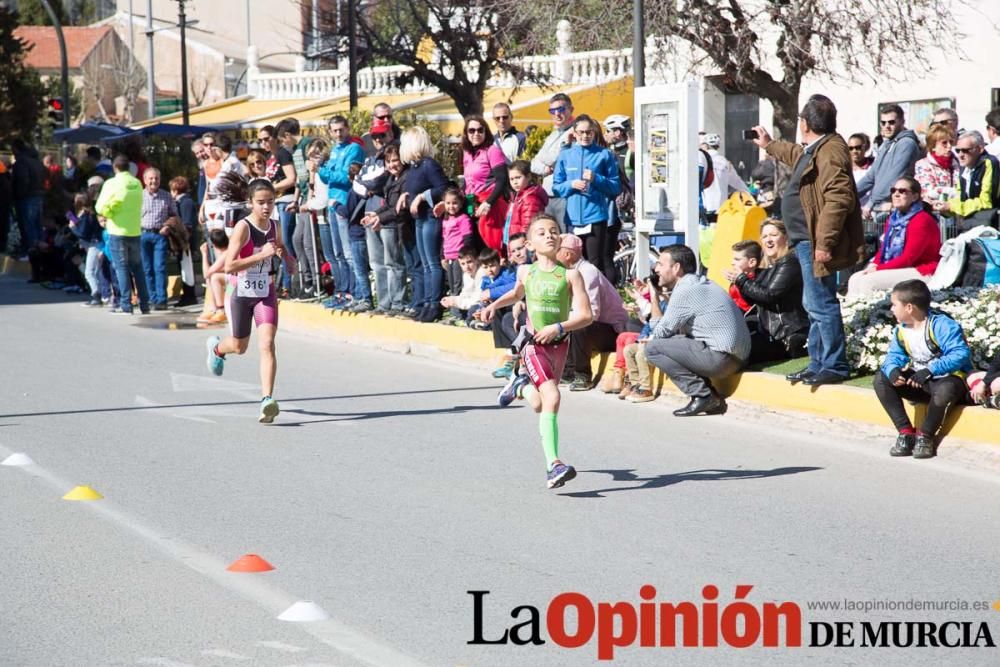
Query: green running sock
539,411,559,468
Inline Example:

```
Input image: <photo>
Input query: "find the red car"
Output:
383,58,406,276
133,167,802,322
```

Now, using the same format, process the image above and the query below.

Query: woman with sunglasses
846,177,941,297
455,115,509,252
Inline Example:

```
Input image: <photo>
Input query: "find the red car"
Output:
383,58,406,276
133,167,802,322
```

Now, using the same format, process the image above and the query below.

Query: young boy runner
205,177,294,423
873,280,971,459
481,214,593,488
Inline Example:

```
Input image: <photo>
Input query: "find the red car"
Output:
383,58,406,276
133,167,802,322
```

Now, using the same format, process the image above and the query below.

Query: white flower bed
841,287,1000,374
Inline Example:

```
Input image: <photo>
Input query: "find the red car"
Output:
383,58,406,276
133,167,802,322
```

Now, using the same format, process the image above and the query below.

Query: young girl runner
204,177,293,423
481,213,593,489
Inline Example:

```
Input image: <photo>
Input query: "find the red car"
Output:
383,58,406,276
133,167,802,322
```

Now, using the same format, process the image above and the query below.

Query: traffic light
47,97,64,125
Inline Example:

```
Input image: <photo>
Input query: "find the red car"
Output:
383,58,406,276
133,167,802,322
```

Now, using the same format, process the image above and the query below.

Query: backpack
961,237,1000,288
699,148,715,189
614,163,634,224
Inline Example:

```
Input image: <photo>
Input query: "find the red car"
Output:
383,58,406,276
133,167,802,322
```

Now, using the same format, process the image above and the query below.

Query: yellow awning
131,79,633,138
514,78,634,127
404,79,634,136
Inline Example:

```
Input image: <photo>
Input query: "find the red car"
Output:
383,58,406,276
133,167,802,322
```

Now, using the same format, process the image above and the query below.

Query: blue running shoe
322,297,337,309
492,358,516,379
258,396,279,423
547,461,577,489
497,373,529,407
205,336,224,376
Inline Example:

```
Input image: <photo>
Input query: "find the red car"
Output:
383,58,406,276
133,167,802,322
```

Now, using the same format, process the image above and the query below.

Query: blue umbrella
113,122,219,141
53,122,130,144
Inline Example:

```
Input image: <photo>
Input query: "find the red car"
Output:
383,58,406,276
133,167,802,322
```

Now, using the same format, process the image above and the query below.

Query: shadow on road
275,403,506,427
560,466,823,499
0,386,500,420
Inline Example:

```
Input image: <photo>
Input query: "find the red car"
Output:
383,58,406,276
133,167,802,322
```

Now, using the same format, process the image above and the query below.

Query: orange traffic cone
226,554,275,573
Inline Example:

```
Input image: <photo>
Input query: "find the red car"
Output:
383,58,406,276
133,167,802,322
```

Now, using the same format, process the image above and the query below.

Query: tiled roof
14,25,114,70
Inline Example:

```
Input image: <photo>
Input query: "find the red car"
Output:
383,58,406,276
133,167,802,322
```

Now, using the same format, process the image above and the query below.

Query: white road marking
136,658,197,667
255,640,307,653
134,396,216,424
201,648,251,660
0,444,426,667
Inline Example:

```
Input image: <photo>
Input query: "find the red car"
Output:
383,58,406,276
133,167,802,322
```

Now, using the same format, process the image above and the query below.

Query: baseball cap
87,175,105,187
559,233,582,251
370,118,392,135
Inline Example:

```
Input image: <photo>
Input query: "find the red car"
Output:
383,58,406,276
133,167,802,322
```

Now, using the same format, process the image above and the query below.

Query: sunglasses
467,127,485,134
371,133,387,140
848,145,865,151
890,187,915,194
576,129,595,135
548,106,568,115
374,114,390,121
493,115,510,121
880,119,898,126
955,147,973,154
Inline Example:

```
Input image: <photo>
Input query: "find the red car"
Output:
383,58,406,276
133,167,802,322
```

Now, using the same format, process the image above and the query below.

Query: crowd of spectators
2,90,999,458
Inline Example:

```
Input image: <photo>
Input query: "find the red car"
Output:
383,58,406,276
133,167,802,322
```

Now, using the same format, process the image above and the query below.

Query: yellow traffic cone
62,485,104,501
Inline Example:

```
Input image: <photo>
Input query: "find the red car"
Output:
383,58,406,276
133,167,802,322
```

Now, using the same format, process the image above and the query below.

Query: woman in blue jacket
398,126,449,322
552,115,621,282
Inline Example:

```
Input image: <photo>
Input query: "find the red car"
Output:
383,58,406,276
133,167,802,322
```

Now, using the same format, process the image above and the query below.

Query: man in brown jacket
751,94,864,386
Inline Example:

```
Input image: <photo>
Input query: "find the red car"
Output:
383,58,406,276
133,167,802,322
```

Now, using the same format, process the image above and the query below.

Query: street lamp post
348,0,358,109
177,0,190,125
633,0,644,87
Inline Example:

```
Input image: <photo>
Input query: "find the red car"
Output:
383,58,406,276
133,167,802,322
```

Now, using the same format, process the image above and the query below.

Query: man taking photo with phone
751,94,864,387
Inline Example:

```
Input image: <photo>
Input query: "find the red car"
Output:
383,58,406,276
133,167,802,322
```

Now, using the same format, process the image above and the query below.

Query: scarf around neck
880,204,921,263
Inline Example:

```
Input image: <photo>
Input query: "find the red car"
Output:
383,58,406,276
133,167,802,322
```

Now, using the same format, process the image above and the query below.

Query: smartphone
742,129,759,140
648,270,659,286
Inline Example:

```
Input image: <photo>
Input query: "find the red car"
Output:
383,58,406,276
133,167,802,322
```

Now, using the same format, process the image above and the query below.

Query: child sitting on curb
471,247,514,330
873,280,971,460
197,229,231,325
620,280,668,403
440,244,485,325
728,240,760,314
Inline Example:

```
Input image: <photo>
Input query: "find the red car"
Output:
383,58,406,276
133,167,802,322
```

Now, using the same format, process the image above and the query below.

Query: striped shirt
141,188,178,231
650,273,751,360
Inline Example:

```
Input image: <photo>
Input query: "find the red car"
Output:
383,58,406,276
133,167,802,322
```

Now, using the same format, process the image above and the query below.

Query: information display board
633,81,700,270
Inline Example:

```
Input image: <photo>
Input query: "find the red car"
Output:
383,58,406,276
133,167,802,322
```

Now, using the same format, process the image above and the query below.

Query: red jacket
872,209,941,275
506,184,548,241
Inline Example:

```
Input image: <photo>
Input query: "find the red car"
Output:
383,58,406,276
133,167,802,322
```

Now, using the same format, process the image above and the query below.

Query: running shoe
547,461,577,489
205,336,224,376
492,357,516,379
497,372,529,407
259,396,280,424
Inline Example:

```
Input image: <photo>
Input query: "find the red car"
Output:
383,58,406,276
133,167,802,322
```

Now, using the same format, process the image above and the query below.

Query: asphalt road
3,276,1000,667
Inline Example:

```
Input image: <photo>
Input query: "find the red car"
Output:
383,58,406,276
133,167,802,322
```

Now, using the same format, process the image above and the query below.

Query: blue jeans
277,202,296,290
108,234,149,312
794,240,849,376
348,237,372,302
140,230,169,305
317,221,339,285
14,195,43,253
414,214,442,305
402,233,424,310
366,224,406,310
328,204,355,295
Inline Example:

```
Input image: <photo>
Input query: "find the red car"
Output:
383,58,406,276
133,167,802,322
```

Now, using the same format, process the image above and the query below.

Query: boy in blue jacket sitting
873,280,971,459
469,247,515,329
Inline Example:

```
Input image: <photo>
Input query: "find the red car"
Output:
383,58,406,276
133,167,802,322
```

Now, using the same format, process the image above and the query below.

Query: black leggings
580,222,615,284
873,370,968,435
